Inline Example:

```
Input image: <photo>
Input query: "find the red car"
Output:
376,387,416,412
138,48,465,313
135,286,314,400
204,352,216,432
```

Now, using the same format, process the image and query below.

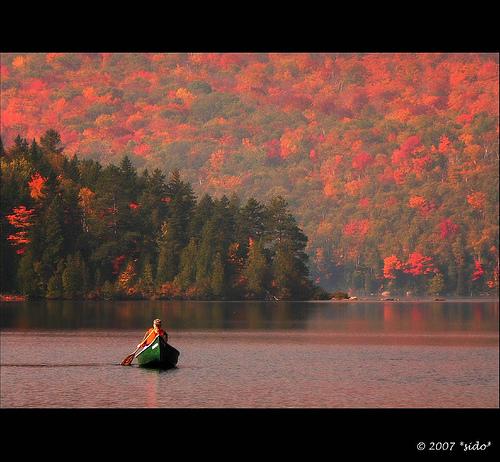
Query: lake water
1,300,498,408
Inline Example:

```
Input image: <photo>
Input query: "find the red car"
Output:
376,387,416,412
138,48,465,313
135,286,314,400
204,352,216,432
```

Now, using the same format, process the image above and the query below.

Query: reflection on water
0,301,499,408
1,329,498,408
1,299,498,333
1,300,498,408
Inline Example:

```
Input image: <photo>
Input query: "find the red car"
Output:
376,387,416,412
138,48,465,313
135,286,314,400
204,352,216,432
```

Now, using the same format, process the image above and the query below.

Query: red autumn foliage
439,218,459,239
383,255,403,279
6,206,35,254
383,252,436,279
6,206,35,229
456,113,473,125
412,155,432,176
1,53,498,293
159,281,183,299
392,135,423,165
352,151,373,171
7,231,30,254
264,139,281,159
438,135,452,154
472,259,485,281
404,252,436,276
408,195,436,216
118,261,136,289
467,192,486,210
358,197,371,208
28,172,46,200
343,219,370,238
393,167,410,185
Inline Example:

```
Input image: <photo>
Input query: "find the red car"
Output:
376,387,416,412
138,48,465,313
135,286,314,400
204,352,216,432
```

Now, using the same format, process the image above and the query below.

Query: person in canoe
137,318,169,349
121,318,171,366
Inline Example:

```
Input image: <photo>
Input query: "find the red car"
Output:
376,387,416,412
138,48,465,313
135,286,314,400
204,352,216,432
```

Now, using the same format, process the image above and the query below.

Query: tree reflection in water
0,300,498,335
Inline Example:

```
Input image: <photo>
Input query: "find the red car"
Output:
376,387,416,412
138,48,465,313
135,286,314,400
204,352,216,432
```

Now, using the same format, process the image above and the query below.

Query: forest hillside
1,53,498,295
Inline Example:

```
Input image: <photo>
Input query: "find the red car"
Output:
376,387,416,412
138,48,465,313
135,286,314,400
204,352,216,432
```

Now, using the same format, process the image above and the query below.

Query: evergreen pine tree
165,170,196,247
211,252,225,298
79,159,102,189
272,241,297,299
40,129,63,154
243,239,269,298
239,197,266,240
0,136,5,157
428,272,445,296
138,168,168,256
188,194,214,240
46,274,62,299
119,155,138,200
196,219,217,286
265,196,310,299
28,139,42,165
101,280,115,300
78,253,89,296
17,252,41,298
41,194,65,284
452,238,466,295
46,260,65,299
139,257,155,297
63,154,80,182
10,135,29,158
176,238,198,290
62,254,83,299
156,222,180,284
155,170,196,283
213,195,236,251
236,197,266,262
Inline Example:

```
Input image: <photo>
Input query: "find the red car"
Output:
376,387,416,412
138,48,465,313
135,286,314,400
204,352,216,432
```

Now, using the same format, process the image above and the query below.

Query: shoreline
1,294,498,303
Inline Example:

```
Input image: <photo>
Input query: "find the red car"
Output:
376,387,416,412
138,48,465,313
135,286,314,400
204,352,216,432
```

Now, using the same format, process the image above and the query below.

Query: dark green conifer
211,252,225,298
17,252,41,298
196,219,217,284
176,238,198,290
41,194,65,282
139,256,155,297
40,129,63,154
62,253,85,299
46,260,65,299
243,239,269,298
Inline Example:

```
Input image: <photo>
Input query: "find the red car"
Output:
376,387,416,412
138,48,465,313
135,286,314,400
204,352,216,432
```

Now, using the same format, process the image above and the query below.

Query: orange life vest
143,327,166,346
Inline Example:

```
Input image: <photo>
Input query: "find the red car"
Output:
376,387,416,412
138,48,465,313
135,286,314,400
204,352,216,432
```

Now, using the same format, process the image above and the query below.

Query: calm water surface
1,300,498,408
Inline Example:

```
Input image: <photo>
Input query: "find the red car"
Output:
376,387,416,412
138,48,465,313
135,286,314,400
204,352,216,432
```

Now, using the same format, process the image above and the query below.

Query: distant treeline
1,130,329,300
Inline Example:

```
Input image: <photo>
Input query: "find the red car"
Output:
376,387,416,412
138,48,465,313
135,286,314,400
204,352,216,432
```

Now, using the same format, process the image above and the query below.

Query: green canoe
135,336,180,369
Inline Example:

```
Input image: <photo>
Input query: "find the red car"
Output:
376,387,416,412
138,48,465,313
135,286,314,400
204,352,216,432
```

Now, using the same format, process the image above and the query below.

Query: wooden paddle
121,328,154,366
120,345,142,366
